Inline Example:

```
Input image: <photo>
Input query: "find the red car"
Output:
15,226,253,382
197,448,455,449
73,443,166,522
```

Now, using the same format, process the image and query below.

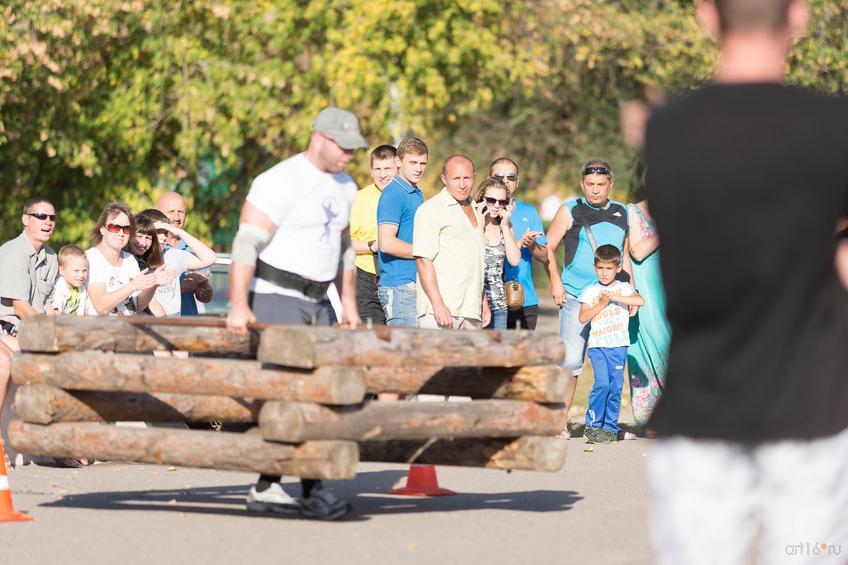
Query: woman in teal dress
627,195,670,427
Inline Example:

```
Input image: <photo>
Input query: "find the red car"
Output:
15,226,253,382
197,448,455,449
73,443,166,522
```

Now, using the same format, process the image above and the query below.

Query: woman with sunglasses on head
86,202,176,316
473,177,521,329
545,159,632,440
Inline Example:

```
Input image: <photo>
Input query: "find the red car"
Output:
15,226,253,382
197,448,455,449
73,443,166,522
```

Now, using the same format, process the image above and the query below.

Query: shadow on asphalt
39,469,582,522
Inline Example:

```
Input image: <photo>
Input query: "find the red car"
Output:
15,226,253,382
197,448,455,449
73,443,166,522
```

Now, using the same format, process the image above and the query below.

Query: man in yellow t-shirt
350,144,398,324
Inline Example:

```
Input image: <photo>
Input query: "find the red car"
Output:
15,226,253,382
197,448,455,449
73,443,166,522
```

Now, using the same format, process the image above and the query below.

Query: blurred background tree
1,0,845,248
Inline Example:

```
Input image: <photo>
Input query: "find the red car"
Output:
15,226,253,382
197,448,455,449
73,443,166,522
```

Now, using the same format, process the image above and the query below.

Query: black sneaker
593,430,618,444
299,484,352,521
584,426,602,443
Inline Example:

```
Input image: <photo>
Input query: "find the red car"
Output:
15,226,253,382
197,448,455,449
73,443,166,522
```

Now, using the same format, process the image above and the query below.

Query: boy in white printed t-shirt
578,244,643,444
49,245,91,316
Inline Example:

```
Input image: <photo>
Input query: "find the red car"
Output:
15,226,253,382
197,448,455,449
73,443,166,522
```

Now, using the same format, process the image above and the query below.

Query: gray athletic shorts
249,292,336,327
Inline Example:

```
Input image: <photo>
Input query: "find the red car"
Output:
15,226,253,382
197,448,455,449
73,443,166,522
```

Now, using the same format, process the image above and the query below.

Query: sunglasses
494,173,518,182
582,166,610,176
106,223,132,235
26,212,56,222
484,196,510,207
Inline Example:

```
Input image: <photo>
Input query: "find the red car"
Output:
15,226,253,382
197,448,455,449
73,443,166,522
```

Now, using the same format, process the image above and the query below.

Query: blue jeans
585,346,628,435
486,308,507,330
377,282,417,327
559,293,590,373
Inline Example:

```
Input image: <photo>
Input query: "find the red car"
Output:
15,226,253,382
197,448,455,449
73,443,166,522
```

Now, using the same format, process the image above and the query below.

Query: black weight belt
255,260,332,300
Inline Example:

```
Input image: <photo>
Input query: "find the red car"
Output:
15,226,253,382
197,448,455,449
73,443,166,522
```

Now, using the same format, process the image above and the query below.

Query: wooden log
364,365,568,402
259,325,565,369
12,352,366,404
17,315,259,355
259,400,567,442
358,436,567,472
14,385,261,424
8,421,359,479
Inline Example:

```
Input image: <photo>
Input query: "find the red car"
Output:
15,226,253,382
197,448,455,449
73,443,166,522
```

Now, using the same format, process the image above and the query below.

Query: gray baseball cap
313,107,368,150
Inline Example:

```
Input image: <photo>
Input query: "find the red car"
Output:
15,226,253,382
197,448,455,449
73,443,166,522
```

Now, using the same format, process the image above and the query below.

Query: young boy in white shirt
578,244,643,444
49,245,90,316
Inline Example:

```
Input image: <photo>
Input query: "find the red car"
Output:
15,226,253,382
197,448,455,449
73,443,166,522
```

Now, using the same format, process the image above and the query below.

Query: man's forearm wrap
340,228,355,271
232,223,272,266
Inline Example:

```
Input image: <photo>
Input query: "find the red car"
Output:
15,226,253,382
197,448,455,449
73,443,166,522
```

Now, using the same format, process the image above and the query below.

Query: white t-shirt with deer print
246,153,357,301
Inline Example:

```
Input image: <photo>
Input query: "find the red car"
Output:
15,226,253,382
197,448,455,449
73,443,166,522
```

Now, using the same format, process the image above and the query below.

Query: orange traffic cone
389,464,456,497
0,443,33,523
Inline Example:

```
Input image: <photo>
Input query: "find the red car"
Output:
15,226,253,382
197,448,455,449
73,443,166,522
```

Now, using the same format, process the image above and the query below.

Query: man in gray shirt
0,197,59,424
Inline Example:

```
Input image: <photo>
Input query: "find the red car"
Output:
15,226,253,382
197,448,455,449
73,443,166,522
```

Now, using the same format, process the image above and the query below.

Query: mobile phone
480,205,488,214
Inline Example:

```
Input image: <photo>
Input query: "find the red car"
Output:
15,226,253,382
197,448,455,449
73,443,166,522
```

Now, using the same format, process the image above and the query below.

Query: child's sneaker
593,430,618,444
584,426,602,443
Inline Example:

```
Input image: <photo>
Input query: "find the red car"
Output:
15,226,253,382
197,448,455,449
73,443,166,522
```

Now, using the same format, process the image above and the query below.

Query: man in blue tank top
546,159,631,438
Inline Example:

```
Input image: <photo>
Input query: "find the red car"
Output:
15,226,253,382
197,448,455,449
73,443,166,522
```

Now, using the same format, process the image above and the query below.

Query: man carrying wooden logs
226,106,367,520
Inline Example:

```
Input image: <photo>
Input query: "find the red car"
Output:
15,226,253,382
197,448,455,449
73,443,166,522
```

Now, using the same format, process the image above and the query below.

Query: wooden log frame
13,352,563,402
358,436,567,472
17,317,565,369
13,352,366,404
259,400,567,442
258,325,565,369
17,316,259,356
14,385,262,424
364,365,569,402
8,421,358,479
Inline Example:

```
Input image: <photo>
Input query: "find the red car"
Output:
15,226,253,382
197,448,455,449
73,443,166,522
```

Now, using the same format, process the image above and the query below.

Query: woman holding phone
474,177,521,329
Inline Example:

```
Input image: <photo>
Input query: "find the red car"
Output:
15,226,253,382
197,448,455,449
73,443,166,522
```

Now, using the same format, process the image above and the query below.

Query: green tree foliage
1,1,846,247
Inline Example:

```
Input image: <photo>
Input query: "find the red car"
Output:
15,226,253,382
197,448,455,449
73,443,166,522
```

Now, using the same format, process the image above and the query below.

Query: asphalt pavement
0,436,655,565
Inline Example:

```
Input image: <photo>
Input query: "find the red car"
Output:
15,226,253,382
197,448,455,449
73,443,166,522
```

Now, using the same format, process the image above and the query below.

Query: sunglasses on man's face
26,212,56,222
106,223,131,235
484,196,510,207
582,166,610,176
494,173,518,182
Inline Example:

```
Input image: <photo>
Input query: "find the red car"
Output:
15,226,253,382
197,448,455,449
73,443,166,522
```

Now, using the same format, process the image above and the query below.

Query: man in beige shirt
413,154,490,329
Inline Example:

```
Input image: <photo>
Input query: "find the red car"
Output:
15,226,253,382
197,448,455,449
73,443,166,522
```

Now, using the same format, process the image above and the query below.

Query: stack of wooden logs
8,316,568,480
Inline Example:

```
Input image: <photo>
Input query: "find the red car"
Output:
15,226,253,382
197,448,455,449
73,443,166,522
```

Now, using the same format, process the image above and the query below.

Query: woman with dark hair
85,202,175,315
136,208,216,317
626,169,670,428
127,213,165,270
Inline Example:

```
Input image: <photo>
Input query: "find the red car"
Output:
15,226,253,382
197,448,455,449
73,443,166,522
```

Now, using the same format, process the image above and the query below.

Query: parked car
200,253,231,316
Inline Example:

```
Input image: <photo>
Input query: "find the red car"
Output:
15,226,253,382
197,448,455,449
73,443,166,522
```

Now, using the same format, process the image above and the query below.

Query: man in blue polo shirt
376,137,428,327
490,157,549,330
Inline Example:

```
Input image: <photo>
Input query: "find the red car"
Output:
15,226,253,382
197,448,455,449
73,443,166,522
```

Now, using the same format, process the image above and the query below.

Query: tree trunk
259,325,565,369
7,421,358,479
12,352,366,404
363,365,569,401
259,400,566,442
358,436,567,472
14,385,262,424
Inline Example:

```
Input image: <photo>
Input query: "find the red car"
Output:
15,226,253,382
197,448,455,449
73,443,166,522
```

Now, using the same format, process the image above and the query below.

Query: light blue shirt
503,200,547,307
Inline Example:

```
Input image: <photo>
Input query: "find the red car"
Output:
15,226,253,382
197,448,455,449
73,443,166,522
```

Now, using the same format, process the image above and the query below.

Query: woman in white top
86,202,176,316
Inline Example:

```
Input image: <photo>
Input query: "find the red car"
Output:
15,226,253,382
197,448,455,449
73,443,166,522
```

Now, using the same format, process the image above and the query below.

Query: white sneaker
245,483,299,514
